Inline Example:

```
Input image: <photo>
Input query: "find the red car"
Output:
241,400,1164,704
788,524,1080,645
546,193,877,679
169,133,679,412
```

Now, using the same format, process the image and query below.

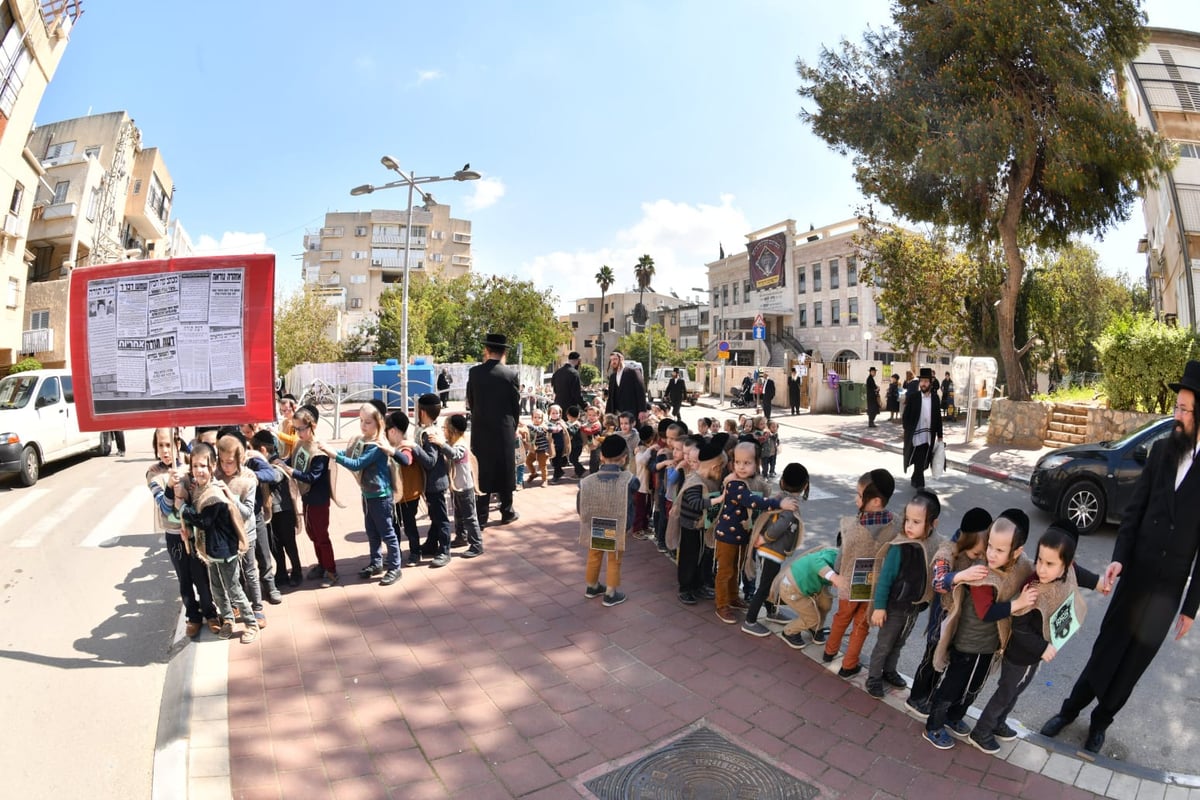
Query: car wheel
1059,480,1106,535
18,445,39,487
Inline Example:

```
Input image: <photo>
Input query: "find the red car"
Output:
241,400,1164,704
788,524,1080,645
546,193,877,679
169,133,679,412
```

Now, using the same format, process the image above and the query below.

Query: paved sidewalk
154,449,1198,800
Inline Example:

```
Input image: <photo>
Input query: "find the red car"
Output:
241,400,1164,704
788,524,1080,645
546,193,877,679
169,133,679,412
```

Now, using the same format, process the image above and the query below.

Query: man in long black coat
1041,361,1200,753
551,351,585,412
787,372,801,414
665,368,687,419
901,367,942,489
865,366,881,428
466,334,521,527
604,350,647,419
760,375,776,421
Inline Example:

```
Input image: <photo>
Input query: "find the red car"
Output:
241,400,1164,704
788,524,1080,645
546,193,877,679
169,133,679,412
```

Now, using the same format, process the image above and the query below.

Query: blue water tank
372,357,436,409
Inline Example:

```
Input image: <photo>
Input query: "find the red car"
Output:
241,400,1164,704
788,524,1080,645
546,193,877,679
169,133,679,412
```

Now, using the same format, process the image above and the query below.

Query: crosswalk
7,485,152,549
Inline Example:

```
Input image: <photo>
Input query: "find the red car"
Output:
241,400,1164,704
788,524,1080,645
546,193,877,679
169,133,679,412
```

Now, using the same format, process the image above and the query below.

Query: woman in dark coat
885,374,901,421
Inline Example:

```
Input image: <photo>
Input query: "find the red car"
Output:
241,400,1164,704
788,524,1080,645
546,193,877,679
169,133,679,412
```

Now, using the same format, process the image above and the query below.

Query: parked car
1029,417,1173,534
0,369,108,486
646,366,701,405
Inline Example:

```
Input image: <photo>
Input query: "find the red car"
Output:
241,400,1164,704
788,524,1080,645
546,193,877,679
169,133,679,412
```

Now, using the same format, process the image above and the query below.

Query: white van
0,369,107,486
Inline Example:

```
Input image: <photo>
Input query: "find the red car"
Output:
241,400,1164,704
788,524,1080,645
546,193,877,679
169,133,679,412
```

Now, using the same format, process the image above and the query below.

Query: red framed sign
68,254,276,432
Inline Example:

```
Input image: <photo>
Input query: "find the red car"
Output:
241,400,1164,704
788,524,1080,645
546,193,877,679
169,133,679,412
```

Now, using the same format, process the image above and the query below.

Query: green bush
1097,313,1197,412
8,357,42,375
579,363,600,387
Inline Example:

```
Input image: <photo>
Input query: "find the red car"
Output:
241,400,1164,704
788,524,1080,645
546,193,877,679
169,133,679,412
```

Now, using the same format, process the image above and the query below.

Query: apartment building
704,217,955,373
564,289,683,368
18,111,176,367
301,205,472,340
1123,27,1200,330
0,0,81,368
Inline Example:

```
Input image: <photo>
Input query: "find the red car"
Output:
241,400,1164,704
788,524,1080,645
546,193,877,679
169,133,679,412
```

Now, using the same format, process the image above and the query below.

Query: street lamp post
350,157,480,411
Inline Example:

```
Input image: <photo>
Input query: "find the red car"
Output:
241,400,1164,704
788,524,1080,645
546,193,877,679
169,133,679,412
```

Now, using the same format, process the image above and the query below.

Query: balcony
453,232,472,244
369,255,423,270
41,202,77,221
320,250,343,261
371,233,427,247
21,328,53,355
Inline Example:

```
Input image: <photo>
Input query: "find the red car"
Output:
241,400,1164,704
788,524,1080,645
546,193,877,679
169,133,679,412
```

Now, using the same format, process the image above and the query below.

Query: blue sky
35,0,1200,313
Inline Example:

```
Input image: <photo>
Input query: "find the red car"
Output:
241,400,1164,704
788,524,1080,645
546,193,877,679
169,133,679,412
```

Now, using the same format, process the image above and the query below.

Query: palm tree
634,253,655,315
595,265,615,367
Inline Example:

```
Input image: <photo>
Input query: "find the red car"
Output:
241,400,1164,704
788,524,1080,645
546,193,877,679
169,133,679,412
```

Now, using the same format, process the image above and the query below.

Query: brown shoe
185,621,202,639
205,618,221,634
240,624,260,644
715,607,739,624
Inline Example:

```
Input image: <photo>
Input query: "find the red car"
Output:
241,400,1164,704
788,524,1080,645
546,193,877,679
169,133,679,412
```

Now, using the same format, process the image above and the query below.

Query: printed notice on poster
86,268,246,411
590,516,618,552
849,557,875,601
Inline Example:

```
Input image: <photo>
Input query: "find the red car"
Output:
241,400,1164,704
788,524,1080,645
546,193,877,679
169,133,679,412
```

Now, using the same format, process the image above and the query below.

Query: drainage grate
583,726,820,799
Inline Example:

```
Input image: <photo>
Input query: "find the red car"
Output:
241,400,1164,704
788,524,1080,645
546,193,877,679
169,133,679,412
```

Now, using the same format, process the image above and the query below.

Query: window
7,276,18,308
797,268,806,293
798,306,807,327
847,256,858,286
86,187,99,221
876,302,885,324
588,303,594,313
743,280,751,298
733,284,739,305
831,299,840,325
848,297,859,324
722,285,729,305
813,265,822,292
830,259,839,289
349,274,366,284
1177,143,1200,158
320,226,345,237
132,179,142,195
30,309,49,328
36,376,60,407
61,376,74,403
350,250,367,260
355,226,368,236
814,302,823,327
85,146,100,159
0,4,32,118
52,181,69,205
429,253,444,262
148,174,169,223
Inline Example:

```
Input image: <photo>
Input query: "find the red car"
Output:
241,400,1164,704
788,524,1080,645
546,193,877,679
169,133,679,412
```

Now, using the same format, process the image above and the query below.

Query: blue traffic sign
718,340,730,352
752,326,766,341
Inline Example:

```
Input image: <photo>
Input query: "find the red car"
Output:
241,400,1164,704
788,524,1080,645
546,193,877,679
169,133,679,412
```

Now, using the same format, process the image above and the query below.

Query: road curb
151,619,196,800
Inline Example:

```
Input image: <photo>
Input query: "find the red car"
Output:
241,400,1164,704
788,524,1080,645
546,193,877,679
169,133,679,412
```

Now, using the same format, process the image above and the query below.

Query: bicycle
300,379,335,413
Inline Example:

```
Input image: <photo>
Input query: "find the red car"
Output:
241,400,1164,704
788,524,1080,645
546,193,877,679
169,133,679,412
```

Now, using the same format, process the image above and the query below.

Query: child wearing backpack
742,463,810,637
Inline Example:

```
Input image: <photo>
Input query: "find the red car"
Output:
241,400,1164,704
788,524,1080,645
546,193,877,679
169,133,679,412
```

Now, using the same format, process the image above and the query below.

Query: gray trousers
452,488,483,550
868,604,920,680
976,659,1039,736
239,535,262,610
208,556,254,623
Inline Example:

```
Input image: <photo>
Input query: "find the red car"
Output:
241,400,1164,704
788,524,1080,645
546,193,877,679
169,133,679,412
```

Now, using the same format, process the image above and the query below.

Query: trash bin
839,379,866,414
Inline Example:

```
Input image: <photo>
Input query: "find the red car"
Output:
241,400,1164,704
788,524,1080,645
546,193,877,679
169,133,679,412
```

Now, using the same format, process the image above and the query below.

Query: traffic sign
753,313,765,327
752,325,766,341
718,350,730,359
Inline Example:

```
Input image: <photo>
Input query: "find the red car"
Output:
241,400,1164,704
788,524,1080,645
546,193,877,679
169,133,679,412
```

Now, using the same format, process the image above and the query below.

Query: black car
1030,417,1173,534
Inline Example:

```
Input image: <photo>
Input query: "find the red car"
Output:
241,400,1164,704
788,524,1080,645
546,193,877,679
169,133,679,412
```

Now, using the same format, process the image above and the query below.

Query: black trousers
677,526,704,594
395,498,421,554
1059,673,1125,732
166,531,216,622
745,557,782,623
927,648,993,731
869,603,921,680
670,400,682,419
762,402,773,421
268,510,302,575
910,443,930,488
423,490,451,555
908,633,941,709
977,659,1039,736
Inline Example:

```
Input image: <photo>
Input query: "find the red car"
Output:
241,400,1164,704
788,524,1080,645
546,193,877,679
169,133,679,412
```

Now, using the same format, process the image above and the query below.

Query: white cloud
192,231,274,255
519,194,751,314
463,177,506,211
415,68,442,85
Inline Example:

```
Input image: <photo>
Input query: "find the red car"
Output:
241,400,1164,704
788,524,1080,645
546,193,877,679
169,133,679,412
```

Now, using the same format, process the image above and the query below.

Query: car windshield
0,375,37,410
1108,417,1170,449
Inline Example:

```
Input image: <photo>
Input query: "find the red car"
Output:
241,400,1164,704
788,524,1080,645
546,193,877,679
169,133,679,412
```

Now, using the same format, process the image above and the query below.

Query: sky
34,0,1200,315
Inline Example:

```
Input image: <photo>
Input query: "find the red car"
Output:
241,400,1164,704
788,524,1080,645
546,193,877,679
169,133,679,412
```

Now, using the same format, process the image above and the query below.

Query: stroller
730,384,753,408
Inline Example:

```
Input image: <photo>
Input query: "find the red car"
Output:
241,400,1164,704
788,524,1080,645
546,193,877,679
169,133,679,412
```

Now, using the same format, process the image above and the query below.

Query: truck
646,366,701,406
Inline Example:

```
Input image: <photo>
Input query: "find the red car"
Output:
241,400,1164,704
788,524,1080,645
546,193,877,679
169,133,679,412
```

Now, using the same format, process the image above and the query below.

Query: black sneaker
585,584,607,599
993,722,1018,742
865,678,885,698
946,719,971,739
969,730,1001,754
406,552,422,567
379,569,401,586
741,620,771,637
602,590,626,607
763,608,792,624
359,563,385,579
779,631,808,650
837,664,862,678
882,670,907,688
811,627,829,644
822,651,840,664
430,553,452,568
697,587,716,600
678,591,698,605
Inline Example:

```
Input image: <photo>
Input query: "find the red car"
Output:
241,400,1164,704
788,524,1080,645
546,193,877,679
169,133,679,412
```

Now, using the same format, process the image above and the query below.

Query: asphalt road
686,405,1200,775
0,438,178,800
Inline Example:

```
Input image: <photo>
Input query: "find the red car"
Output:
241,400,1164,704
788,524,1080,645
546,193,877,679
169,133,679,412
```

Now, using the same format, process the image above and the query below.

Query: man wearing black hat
865,367,881,428
466,333,521,526
605,350,648,420
1042,359,1200,753
665,368,687,420
902,367,942,489
552,352,585,412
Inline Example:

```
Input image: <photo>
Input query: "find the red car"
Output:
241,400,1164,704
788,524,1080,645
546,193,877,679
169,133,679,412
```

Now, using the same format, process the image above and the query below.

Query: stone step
1051,409,1089,421
1045,432,1087,446
1047,421,1088,435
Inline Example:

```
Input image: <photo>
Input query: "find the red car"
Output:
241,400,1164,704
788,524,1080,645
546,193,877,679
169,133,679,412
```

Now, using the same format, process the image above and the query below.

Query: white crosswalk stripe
10,487,100,548
79,485,154,547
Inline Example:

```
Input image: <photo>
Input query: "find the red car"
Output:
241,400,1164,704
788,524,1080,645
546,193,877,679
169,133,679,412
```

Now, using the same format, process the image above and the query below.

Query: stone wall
986,399,1163,447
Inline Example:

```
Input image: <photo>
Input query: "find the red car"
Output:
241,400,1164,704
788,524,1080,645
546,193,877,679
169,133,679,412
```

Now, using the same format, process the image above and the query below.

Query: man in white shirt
901,367,942,489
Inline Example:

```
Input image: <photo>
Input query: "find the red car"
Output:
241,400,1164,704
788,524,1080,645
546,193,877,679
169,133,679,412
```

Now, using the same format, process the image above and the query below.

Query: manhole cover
584,726,820,799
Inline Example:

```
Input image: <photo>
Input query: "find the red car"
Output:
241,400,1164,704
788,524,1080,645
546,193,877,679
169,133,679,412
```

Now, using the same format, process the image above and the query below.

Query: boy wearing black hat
670,433,726,604
742,463,810,636
577,433,639,607
410,393,453,568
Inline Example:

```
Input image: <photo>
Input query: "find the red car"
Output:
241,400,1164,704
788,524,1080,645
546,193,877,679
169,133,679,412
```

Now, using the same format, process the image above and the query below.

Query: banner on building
747,231,787,291
68,254,276,431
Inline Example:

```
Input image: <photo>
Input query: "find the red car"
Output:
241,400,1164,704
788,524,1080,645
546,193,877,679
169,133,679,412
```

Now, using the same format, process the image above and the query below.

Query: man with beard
901,367,942,489
665,368,687,419
1041,360,1200,753
604,350,647,420
552,351,585,412
865,366,881,428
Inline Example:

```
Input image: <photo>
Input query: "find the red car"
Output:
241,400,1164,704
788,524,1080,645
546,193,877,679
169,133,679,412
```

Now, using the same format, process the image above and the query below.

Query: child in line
525,408,553,486
251,430,303,587
652,421,684,554
443,414,484,558
866,490,944,698
409,394,452,568
671,433,726,604
148,427,218,638
923,515,1036,750
772,544,837,649
742,463,810,636
581,406,603,475
180,442,259,644
514,419,529,489
617,412,639,467
278,404,338,586
712,443,799,624
905,507,992,717
214,433,268,625
822,469,899,677
565,405,585,479
321,404,401,586
547,404,568,483
577,434,639,607
971,520,1101,753
761,421,780,478
632,425,657,539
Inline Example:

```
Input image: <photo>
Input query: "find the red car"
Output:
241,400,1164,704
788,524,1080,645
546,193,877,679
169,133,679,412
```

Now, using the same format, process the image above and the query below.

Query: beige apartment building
302,205,472,340
17,111,176,367
564,289,684,368
704,217,955,374
0,0,81,368
1124,28,1200,330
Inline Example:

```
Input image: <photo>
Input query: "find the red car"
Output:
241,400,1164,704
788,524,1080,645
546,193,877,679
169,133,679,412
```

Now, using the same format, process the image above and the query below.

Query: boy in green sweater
773,546,838,649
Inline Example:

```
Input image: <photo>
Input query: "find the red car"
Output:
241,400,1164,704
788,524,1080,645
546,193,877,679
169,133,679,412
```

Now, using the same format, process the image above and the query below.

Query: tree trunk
995,154,1036,402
